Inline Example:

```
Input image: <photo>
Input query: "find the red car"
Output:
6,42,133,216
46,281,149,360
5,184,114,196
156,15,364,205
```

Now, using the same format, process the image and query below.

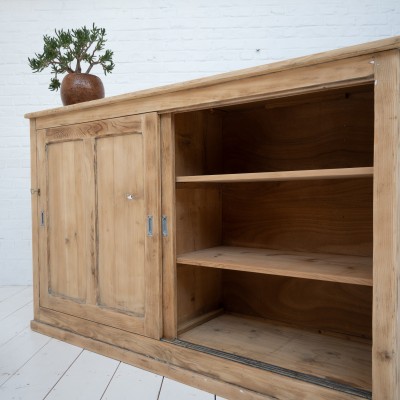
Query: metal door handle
147,216,153,236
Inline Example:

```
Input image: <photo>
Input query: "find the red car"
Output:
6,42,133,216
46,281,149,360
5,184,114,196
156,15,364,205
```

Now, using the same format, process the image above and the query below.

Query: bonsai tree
28,23,115,91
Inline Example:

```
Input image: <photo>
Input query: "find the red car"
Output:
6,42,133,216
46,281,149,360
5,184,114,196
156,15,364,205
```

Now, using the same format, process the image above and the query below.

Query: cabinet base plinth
31,316,366,400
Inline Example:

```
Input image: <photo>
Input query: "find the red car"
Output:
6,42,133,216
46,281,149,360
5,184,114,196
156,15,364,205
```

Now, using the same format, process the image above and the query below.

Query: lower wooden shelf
178,313,372,394
177,246,372,286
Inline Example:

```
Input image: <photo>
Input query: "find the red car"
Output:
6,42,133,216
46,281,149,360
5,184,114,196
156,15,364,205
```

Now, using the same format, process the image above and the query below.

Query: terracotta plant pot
61,73,105,106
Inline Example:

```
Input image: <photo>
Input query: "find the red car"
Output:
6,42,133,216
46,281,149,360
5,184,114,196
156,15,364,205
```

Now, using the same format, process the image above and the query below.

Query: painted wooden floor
0,286,225,400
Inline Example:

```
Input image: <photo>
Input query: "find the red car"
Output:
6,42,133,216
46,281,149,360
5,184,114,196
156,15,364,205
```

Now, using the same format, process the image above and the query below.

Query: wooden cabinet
36,113,161,338
172,92,373,397
27,37,400,399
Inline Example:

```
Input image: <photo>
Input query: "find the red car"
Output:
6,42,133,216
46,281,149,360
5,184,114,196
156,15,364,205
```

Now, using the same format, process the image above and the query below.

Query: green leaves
28,23,115,91
49,77,61,92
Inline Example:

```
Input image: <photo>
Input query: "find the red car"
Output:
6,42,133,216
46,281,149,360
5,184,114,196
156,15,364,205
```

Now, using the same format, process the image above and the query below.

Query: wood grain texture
47,140,88,302
37,130,47,311
40,295,145,335
174,110,223,177
97,133,146,315
175,185,224,327
30,39,400,399
372,50,400,399
30,119,40,319
222,86,374,173
179,313,372,391
176,187,222,255
37,114,161,339
33,311,364,400
177,246,372,286
222,272,372,340
177,308,224,335
26,35,398,121
222,179,373,257
83,139,97,306
176,167,373,183
177,265,222,328
218,83,371,111
44,115,142,143
175,110,208,177
32,55,374,130
161,114,178,339
142,112,162,339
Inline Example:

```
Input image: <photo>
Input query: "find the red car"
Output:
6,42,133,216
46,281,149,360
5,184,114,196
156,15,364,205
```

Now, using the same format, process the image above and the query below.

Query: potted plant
28,23,115,106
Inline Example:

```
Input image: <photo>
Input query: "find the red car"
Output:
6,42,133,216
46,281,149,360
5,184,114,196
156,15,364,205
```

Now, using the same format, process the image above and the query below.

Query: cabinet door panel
38,113,161,338
47,140,88,302
97,133,145,315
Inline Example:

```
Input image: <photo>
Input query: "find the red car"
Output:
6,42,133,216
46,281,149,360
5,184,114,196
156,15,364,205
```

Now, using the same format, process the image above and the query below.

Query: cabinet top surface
25,35,400,120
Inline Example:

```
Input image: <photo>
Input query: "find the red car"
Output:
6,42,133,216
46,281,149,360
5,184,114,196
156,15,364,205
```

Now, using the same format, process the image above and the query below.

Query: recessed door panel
47,140,88,302
97,133,145,316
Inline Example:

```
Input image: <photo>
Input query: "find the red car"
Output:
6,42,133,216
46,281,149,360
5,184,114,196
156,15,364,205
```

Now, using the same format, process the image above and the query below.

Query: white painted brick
0,0,400,284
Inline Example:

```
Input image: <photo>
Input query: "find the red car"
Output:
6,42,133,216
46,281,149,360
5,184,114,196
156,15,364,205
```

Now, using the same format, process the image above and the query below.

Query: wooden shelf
176,167,373,184
179,313,372,391
177,246,372,286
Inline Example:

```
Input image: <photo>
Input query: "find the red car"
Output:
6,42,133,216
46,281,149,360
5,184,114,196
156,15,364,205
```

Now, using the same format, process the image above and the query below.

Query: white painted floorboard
159,378,215,400
0,302,33,348
102,363,163,400
0,286,219,400
0,286,28,303
0,339,83,400
45,350,119,400
0,287,33,321
0,327,51,385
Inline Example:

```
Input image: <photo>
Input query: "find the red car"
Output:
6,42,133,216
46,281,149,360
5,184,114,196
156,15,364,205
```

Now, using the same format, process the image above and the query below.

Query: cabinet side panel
174,110,223,176
176,186,223,329
97,133,145,316
177,265,223,327
30,119,39,318
373,50,400,398
176,187,222,254
47,140,87,301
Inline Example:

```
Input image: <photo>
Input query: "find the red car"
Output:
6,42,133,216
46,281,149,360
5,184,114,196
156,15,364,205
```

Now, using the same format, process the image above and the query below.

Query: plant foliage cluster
28,24,115,91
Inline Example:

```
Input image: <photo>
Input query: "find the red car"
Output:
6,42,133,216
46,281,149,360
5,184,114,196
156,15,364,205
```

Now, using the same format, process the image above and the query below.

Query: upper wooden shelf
177,246,372,286
176,167,373,184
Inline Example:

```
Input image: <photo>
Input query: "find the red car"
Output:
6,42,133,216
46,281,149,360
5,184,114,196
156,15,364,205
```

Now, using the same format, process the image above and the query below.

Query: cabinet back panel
222,178,373,257
223,271,372,339
97,133,145,315
47,140,87,301
222,87,374,173
177,265,223,326
174,110,223,177
176,187,222,254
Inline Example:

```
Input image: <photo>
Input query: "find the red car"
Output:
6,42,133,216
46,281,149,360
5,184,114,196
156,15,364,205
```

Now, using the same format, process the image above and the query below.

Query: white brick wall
1,0,399,284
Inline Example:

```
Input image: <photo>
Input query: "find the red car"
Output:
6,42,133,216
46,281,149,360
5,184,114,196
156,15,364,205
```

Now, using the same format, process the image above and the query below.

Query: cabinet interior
173,84,374,393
